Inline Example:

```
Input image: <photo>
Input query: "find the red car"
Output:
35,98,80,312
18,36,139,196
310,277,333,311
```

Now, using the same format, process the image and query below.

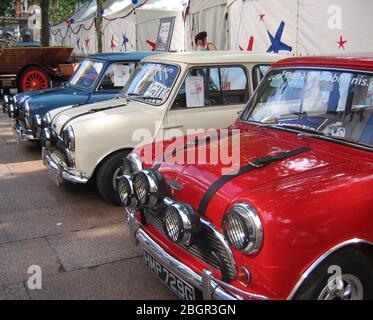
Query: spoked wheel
19,67,51,92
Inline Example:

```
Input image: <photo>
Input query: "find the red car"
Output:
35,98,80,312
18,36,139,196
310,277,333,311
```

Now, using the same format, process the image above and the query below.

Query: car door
88,62,136,103
162,65,250,140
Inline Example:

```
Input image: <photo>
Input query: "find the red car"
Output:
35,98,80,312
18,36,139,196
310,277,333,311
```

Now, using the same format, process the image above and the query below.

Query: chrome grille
144,211,237,281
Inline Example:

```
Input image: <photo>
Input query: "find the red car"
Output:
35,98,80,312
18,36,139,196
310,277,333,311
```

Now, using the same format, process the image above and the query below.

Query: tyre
19,66,51,92
294,248,373,300
96,150,130,206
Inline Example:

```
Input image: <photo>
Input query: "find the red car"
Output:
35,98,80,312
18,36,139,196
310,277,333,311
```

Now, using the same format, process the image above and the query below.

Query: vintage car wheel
294,249,373,300
96,150,131,206
19,67,51,92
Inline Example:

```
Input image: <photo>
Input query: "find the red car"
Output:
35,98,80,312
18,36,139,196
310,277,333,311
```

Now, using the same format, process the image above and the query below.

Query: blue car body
11,51,158,141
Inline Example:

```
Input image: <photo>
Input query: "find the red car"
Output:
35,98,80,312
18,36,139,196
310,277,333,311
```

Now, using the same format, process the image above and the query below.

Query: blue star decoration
267,21,292,53
122,34,129,51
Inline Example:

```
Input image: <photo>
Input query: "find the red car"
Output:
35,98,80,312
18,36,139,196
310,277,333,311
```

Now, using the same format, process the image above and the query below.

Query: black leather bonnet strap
197,146,312,215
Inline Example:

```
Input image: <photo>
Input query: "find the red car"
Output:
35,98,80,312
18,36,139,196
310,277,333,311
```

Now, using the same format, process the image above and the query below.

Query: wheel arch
287,238,373,300
91,147,134,181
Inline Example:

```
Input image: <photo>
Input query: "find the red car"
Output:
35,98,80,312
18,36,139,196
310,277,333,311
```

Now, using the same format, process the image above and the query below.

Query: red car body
124,56,373,300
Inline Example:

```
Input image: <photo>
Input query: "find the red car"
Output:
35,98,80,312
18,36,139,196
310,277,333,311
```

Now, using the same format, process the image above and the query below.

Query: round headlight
133,169,167,208
31,115,42,138
43,113,52,128
8,104,15,118
162,202,200,246
121,152,143,176
24,101,30,117
42,127,51,148
117,175,137,208
222,202,263,255
63,126,75,151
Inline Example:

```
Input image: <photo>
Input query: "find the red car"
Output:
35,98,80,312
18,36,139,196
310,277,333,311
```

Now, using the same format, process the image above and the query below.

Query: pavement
0,111,177,300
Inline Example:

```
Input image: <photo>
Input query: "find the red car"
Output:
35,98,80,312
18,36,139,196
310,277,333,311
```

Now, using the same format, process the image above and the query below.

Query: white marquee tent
50,0,373,56
227,0,373,55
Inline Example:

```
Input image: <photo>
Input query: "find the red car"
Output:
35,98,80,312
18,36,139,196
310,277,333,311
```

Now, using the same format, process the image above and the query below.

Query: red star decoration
110,35,116,50
146,40,156,51
337,36,347,50
259,13,265,22
85,38,90,48
239,36,254,51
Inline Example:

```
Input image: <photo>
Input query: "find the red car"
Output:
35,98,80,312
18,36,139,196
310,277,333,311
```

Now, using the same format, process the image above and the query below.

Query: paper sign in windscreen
186,76,205,107
114,65,131,87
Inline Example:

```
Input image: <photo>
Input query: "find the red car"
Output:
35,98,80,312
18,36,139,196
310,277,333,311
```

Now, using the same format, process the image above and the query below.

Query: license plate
144,250,196,300
48,166,60,187
12,126,21,144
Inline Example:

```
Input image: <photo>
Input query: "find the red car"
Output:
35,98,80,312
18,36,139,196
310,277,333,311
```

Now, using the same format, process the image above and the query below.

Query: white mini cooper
42,52,284,205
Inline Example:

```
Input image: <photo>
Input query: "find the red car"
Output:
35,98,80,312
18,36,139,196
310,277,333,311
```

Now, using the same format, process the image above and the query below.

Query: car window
172,66,248,109
252,64,270,90
69,59,104,89
123,63,179,106
97,63,136,92
242,69,373,148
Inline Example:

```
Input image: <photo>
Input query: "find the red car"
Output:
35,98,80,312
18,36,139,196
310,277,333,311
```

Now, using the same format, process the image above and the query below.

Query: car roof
143,51,287,64
273,53,373,71
88,51,159,62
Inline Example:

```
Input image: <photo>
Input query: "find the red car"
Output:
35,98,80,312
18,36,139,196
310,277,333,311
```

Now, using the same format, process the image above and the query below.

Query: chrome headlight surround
63,125,75,151
117,174,137,208
31,114,42,138
43,113,52,128
24,101,30,118
121,152,143,175
222,202,263,255
162,202,200,246
133,169,167,208
42,127,51,148
8,104,15,118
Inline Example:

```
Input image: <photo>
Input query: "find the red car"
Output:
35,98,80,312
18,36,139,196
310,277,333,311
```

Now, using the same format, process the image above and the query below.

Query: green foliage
0,0,15,17
49,0,91,25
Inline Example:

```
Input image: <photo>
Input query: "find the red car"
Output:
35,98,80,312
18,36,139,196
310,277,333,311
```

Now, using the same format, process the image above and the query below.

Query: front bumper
127,213,269,300
12,120,36,143
42,147,89,184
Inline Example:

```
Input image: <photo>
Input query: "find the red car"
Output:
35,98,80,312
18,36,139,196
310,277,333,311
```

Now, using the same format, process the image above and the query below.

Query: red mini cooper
117,56,373,300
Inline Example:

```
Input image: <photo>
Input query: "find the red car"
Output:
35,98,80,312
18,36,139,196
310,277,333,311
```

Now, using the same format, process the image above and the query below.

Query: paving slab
0,282,29,300
0,182,60,215
27,257,177,300
0,238,62,285
0,220,9,244
47,224,141,272
0,200,123,242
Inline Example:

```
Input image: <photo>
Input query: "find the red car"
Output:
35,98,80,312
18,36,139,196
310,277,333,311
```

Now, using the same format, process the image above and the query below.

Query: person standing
195,31,217,51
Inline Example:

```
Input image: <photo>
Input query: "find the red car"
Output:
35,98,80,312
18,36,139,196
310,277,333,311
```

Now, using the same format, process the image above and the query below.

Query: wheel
19,66,51,92
294,248,373,300
96,150,131,206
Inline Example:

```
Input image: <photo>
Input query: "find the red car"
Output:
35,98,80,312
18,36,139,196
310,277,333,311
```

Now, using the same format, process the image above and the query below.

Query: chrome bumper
12,120,35,143
42,147,89,184
127,214,269,300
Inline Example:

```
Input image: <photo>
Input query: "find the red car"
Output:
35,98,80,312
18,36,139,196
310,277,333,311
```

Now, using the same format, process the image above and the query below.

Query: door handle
162,124,184,130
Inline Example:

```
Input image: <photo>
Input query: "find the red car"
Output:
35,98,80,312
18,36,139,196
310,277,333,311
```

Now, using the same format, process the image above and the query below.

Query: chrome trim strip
131,218,269,300
43,148,89,184
201,219,238,278
287,238,373,300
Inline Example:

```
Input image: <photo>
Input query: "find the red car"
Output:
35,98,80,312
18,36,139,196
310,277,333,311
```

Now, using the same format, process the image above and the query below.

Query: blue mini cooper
5,51,158,143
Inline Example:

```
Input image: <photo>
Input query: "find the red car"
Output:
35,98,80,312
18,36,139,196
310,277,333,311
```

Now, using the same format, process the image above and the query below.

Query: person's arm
207,43,217,51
